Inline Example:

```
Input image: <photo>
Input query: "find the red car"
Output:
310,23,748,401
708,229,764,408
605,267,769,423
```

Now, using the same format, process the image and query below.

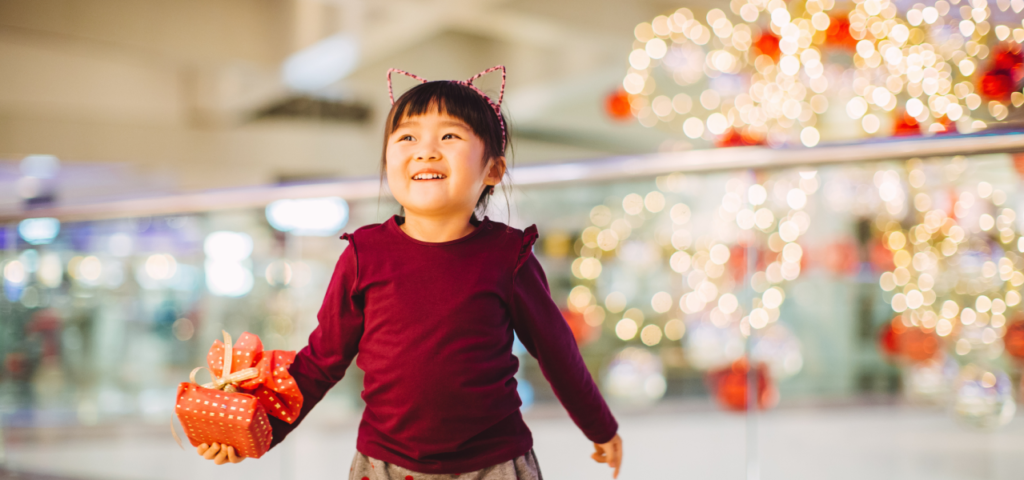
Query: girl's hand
591,433,623,478
197,442,245,465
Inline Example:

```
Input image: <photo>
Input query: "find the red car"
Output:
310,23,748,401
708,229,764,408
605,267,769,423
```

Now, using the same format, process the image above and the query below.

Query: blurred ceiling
0,0,699,206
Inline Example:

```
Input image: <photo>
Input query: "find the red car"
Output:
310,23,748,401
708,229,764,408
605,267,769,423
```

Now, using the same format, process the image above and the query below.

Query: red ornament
931,115,957,135
879,317,939,363
978,43,1024,101
1013,153,1024,177
878,318,902,358
824,15,857,51
899,326,939,362
728,244,748,283
715,127,766,148
604,89,633,121
992,43,1024,74
1004,319,1024,360
868,239,894,273
892,109,920,137
716,128,746,147
727,243,771,282
752,32,782,62
820,240,860,275
706,358,777,411
979,71,1015,101
561,309,595,346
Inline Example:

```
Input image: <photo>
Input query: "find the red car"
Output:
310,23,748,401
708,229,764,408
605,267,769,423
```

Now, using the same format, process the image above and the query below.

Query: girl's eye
442,133,459,140
399,135,414,141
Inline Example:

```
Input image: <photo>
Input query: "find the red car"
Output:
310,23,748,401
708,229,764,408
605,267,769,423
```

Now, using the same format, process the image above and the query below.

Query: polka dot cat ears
386,65,507,149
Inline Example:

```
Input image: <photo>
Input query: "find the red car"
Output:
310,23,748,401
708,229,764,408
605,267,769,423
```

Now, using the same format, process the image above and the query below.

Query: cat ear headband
386,65,507,150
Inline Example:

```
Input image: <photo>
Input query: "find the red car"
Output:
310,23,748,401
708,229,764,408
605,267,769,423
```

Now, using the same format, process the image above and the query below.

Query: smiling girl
196,66,623,479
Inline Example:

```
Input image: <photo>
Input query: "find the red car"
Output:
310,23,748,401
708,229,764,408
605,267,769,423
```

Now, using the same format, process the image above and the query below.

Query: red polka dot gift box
174,331,303,459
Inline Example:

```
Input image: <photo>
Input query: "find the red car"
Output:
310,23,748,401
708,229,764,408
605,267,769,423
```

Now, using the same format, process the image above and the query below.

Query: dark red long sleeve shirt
266,215,618,474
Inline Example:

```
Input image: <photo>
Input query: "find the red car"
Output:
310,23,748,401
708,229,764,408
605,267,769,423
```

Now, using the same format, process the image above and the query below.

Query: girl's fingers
591,443,606,463
214,445,229,465
611,450,621,478
227,446,244,463
197,441,243,464
203,442,221,460
611,440,623,478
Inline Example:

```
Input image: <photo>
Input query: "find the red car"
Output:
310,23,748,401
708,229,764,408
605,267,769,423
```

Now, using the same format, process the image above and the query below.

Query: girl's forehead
394,111,471,128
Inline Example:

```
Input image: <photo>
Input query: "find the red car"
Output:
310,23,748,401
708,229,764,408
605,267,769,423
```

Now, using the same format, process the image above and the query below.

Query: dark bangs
383,81,509,162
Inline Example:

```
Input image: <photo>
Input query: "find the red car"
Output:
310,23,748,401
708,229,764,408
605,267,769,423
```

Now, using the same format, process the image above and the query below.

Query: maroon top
266,215,618,473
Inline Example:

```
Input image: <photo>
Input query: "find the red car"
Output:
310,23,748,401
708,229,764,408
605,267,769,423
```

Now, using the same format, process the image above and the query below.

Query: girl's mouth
411,173,447,181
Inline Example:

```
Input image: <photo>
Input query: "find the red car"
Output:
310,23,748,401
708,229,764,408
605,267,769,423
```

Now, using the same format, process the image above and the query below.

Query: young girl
196,66,624,479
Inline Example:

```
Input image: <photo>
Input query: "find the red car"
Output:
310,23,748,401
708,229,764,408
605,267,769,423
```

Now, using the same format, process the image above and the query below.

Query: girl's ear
485,156,507,186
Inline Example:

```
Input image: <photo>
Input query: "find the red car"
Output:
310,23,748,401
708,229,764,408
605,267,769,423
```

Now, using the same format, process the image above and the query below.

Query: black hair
380,80,512,222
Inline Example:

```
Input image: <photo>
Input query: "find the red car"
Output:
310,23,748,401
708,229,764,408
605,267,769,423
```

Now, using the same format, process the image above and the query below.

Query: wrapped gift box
176,383,273,458
174,331,303,459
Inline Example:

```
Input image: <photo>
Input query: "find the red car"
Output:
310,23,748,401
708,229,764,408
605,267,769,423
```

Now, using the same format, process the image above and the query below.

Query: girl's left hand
591,433,623,478
197,442,246,465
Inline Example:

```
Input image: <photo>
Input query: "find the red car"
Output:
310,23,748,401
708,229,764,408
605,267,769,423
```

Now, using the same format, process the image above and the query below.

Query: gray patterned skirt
348,449,543,480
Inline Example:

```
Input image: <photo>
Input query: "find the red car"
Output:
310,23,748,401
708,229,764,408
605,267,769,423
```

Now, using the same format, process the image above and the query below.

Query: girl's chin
402,203,473,217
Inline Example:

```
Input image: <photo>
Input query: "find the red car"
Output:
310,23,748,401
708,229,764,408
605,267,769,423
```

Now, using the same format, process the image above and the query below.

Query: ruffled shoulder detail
339,221,383,242
514,224,539,274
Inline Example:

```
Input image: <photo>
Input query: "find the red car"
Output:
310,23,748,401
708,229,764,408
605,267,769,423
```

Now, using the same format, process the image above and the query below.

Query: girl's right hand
591,433,623,478
197,442,245,465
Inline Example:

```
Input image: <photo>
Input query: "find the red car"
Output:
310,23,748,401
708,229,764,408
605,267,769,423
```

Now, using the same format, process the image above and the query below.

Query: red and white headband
386,65,507,150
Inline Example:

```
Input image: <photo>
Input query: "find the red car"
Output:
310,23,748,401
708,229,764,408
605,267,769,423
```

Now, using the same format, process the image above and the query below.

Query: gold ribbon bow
189,330,260,393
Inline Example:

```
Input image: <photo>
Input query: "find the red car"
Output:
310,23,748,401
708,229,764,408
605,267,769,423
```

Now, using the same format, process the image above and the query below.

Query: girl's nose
415,147,441,161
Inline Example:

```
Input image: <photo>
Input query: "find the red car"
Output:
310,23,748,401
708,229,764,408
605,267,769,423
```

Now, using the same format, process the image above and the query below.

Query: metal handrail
3,130,1023,223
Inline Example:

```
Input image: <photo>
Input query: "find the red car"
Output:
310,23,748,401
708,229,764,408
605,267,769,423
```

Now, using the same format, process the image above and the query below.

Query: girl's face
385,111,504,219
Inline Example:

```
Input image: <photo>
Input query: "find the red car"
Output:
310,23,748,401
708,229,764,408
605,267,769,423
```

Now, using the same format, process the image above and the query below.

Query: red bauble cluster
561,309,596,346
978,43,1024,101
1013,153,1024,178
892,109,921,137
706,358,778,411
604,89,633,121
715,127,766,148
801,240,861,276
979,71,1015,100
901,326,940,362
752,32,781,62
728,243,751,283
726,243,772,283
1004,319,1024,360
868,238,895,273
931,115,957,135
878,321,900,357
824,14,857,51
878,317,940,363
820,240,861,275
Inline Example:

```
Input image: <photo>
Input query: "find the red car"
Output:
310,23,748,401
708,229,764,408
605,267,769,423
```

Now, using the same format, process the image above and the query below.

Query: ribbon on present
196,330,304,423
190,330,260,393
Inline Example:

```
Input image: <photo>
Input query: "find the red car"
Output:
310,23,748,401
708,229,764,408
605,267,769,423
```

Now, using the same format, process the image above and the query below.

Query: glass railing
3,132,1024,478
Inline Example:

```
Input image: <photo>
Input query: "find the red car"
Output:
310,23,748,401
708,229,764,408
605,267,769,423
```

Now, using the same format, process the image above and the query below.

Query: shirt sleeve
510,227,619,444
267,240,364,450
